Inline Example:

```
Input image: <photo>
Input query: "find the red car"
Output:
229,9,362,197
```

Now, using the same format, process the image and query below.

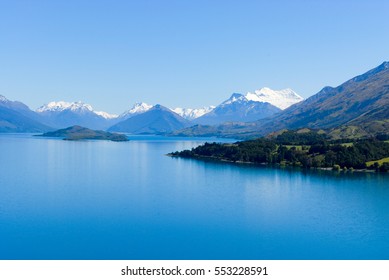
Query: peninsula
169,130,389,172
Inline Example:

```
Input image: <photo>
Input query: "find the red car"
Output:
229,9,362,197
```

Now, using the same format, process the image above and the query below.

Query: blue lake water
0,134,388,260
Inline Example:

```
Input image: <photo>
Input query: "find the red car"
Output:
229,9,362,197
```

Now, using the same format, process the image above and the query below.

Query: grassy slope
366,157,389,167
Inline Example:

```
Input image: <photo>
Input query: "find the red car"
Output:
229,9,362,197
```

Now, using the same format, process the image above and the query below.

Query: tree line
170,131,389,172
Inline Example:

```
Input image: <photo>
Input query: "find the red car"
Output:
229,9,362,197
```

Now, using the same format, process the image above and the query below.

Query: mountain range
1,62,388,137
109,104,191,134
173,61,389,139
0,86,302,134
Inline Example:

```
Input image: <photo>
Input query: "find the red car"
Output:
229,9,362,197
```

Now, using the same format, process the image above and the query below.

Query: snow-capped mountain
37,101,117,118
194,87,301,125
119,102,153,120
109,104,191,134
2,86,303,132
194,93,281,125
219,93,248,106
94,111,118,119
253,62,389,135
36,101,94,113
245,87,303,110
36,101,117,130
171,106,215,120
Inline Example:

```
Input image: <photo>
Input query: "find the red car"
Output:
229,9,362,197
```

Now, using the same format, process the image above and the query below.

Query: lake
0,134,388,260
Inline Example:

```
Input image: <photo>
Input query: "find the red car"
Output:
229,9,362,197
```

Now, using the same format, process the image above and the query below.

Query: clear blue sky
0,0,388,114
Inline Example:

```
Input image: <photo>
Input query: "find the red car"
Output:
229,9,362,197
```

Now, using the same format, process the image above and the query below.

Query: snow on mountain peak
36,101,96,113
120,102,153,119
130,102,153,113
221,93,248,106
94,111,118,119
36,101,118,120
172,106,215,120
245,87,303,109
35,101,115,118
36,101,72,112
64,101,94,112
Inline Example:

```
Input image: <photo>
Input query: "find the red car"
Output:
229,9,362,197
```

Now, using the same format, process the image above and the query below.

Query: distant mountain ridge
193,93,282,125
118,103,215,121
3,62,387,138
171,106,216,120
1,94,31,111
245,87,303,109
1,84,302,132
37,101,92,113
118,102,153,120
36,101,114,130
32,86,301,128
0,95,51,132
108,104,191,134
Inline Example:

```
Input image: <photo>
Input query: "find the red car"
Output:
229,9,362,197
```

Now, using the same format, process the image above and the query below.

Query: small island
37,125,129,142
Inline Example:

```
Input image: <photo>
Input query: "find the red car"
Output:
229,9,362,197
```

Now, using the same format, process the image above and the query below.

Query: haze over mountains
0,86,302,133
1,62,388,137
0,95,51,132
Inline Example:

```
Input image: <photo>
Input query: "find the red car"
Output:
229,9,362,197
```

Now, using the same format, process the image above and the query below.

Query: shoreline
167,154,383,173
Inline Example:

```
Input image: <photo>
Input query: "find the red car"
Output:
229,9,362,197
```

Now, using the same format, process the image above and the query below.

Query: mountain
94,111,118,119
109,104,191,134
172,62,389,139
0,94,46,122
0,94,32,112
36,101,116,130
171,106,215,120
118,102,153,120
252,61,389,136
38,125,128,142
36,101,92,113
0,95,51,132
194,93,281,125
245,87,304,109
